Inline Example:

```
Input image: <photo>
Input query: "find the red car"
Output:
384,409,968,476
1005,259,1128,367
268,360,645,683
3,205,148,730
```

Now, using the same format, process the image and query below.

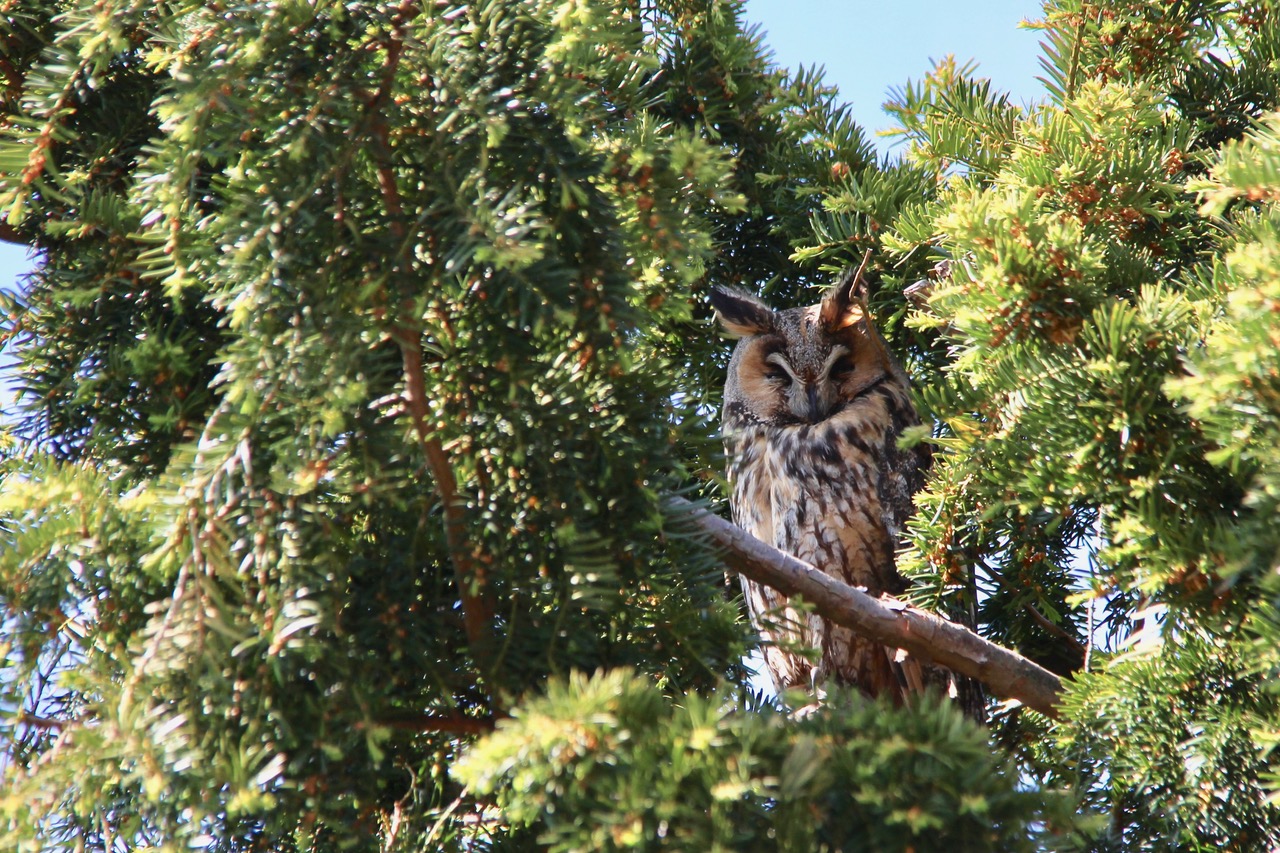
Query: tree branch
0,221,29,246
1024,602,1088,660
666,496,1066,718
395,328,495,667
376,712,499,736
16,711,66,730
363,8,495,675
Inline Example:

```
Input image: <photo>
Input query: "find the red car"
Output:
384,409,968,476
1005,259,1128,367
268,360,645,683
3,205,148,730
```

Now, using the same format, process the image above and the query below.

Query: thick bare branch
667,496,1065,718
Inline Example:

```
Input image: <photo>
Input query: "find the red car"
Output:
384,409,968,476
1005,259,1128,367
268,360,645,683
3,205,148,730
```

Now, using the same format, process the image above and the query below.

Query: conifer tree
2,1,1280,851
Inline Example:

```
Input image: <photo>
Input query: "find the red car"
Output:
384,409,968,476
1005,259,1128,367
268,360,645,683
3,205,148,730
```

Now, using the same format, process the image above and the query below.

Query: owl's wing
728,433,819,694
874,385,932,572
870,390,987,718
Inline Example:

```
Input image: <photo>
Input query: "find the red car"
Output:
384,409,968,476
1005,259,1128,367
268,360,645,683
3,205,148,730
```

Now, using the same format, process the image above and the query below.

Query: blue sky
743,0,1046,147
0,1,1047,304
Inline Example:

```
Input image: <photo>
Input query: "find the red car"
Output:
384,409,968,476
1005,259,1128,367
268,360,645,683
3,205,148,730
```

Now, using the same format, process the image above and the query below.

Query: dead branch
666,496,1066,718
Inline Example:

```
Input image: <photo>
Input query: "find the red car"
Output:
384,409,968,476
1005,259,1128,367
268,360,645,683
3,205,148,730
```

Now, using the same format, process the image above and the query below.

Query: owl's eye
763,352,792,384
764,365,790,383
829,356,855,381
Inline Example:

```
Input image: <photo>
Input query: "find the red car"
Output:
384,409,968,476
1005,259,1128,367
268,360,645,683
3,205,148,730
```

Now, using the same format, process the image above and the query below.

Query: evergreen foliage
457,671,1071,852
1,0,1280,850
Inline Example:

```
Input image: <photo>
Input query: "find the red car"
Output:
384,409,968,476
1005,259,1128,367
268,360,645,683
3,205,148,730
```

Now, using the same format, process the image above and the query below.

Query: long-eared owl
711,269,942,704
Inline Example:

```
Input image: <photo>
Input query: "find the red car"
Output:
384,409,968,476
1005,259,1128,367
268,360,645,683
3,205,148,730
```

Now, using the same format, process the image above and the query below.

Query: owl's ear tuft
821,252,874,332
820,271,869,332
710,287,775,338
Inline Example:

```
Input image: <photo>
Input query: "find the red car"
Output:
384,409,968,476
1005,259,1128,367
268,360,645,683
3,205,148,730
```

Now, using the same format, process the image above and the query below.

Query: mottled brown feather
714,280,971,711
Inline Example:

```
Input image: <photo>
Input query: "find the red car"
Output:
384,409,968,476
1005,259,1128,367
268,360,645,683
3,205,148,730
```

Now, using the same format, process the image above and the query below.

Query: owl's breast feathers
726,381,930,695
725,380,927,574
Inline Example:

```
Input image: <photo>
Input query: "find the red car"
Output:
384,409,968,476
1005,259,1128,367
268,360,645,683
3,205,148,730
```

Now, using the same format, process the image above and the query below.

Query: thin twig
378,712,499,735
118,545,193,716
0,221,28,246
15,709,69,730
1023,603,1087,658
423,787,473,849
1085,508,1103,673
1064,7,1092,101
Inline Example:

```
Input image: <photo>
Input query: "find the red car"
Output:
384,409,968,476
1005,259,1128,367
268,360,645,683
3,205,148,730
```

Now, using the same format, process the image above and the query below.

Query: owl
711,269,949,705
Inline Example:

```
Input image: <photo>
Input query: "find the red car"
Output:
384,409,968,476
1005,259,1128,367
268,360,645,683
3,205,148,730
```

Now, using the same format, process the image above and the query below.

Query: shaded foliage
2,0,1280,851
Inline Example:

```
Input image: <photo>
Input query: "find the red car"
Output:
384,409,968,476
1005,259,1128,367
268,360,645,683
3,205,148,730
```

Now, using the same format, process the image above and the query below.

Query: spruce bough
2,1,1280,849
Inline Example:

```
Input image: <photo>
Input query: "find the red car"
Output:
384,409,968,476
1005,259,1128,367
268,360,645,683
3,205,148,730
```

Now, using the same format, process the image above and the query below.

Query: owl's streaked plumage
712,271,943,703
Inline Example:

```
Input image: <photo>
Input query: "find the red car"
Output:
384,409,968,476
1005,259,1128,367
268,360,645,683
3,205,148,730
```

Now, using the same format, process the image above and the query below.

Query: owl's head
711,272,904,428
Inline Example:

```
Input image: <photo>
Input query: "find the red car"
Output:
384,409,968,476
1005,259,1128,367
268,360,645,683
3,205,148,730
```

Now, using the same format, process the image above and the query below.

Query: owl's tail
886,646,987,723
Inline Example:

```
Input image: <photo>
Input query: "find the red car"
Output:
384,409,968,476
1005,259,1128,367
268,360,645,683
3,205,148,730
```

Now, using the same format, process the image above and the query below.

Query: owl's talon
790,702,822,720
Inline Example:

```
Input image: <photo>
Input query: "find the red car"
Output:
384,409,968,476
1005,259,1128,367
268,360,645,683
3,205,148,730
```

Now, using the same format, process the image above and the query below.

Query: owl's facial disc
757,338,890,422
766,345,864,424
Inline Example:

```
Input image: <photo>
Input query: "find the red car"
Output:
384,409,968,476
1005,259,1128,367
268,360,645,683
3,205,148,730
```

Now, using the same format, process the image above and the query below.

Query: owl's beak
805,384,823,423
